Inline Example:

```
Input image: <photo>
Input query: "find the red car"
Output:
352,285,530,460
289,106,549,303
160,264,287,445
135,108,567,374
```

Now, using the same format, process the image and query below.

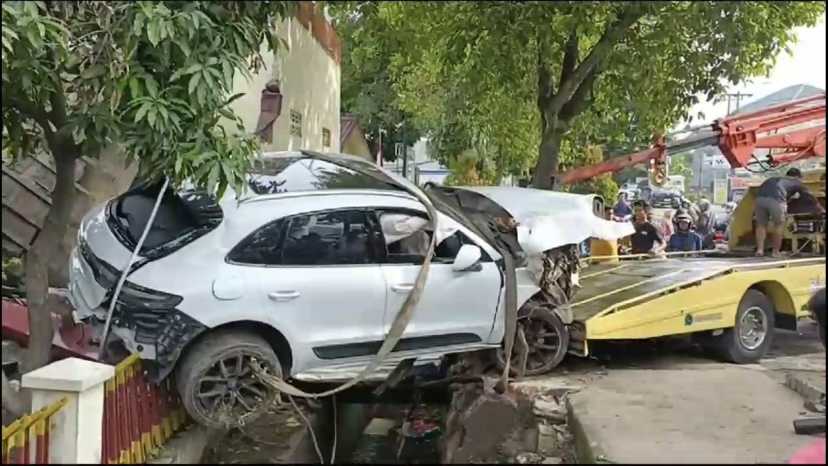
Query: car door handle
268,291,300,301
391,284,414,293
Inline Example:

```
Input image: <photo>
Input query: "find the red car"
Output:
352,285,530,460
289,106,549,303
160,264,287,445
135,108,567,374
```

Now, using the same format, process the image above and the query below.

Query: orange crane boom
553,94,826,187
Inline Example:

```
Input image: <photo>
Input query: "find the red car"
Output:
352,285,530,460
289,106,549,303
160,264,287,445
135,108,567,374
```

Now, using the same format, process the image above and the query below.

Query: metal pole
401,118,408,179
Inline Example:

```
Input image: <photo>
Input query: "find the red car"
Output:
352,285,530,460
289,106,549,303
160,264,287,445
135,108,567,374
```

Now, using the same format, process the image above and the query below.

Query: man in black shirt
753,167,824,257
629,200,665,255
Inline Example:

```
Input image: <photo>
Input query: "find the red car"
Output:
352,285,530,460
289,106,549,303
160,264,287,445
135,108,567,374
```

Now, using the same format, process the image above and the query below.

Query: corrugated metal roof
729,84,824,116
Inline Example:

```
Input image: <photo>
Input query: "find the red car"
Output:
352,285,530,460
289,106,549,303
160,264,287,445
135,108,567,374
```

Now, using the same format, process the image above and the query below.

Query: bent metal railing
1,397,69,464
102,353,188,464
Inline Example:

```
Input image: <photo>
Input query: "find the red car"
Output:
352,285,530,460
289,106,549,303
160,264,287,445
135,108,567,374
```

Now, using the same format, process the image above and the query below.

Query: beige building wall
225,3,341,153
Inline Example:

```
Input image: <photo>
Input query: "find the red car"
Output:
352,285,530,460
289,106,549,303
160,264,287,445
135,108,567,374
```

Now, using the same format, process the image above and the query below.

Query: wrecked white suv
67,151,632,428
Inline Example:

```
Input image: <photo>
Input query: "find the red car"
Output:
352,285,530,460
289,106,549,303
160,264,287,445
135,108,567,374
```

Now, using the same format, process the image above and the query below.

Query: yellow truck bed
574,256,825,343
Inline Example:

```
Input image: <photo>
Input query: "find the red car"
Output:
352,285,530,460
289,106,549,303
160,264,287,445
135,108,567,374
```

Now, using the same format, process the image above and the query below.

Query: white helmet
725,201,737,212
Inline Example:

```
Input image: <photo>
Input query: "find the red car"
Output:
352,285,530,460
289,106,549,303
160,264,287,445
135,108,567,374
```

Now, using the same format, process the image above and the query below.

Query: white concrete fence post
21,357,115,464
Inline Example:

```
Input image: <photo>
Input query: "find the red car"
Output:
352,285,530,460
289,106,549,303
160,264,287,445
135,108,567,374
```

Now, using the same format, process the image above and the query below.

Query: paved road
556,321,825,464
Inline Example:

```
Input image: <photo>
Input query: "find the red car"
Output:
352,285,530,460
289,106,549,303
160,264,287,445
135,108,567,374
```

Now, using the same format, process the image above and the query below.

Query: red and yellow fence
1,397,68,464
102,353,188,464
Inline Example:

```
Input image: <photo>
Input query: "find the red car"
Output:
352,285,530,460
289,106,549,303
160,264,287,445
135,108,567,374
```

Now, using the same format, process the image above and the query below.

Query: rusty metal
554,93,826,186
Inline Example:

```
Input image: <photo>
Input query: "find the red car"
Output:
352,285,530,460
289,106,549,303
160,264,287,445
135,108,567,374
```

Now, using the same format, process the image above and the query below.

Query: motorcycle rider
721,201,737,240
724,201,737,217
695,198,716,238
667,209,703,252
612,191,633,219
670,197,699,224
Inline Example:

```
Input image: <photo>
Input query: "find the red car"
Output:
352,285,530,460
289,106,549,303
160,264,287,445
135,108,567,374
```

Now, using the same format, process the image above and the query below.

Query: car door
226,207,388,373
372,207,502,346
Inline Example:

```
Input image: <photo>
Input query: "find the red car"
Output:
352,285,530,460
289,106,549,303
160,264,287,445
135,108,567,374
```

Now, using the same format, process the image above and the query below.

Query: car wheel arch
173,320,294,377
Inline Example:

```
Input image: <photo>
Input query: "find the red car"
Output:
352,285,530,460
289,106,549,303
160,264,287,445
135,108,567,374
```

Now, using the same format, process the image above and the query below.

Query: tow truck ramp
572,256,825,349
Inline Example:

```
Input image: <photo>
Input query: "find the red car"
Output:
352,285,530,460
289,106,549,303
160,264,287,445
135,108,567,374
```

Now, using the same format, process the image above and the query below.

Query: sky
683,15,826,127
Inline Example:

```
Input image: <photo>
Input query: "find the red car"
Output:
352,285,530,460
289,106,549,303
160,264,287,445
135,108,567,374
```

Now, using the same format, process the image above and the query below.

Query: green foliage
1,257,24,288
563,145,619,201
444,149,501,187
327,1,422,161
2,1,296,198
376,1,824,187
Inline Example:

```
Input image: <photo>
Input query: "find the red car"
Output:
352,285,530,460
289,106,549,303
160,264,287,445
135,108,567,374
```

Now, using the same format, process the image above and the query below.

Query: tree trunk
531,120,566,191
22,153,78,374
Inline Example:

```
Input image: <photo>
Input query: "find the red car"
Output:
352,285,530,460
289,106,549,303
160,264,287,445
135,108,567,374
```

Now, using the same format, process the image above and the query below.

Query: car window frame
368,207,493,266
225,207,384,268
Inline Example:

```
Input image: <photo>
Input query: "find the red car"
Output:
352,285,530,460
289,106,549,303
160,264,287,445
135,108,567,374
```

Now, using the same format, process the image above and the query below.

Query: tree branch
559,65,602,121
536,35,553,110
558,29,579,89
12,98,57,144
547,7,645,115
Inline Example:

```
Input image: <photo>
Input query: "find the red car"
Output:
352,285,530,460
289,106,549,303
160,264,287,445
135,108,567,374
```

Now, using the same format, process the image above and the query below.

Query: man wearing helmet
695,198,717,238
670,197,700,224
667,209,703,252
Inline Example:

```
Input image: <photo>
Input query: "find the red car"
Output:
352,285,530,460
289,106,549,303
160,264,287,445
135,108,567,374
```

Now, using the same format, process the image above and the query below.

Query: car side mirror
452,244,482,272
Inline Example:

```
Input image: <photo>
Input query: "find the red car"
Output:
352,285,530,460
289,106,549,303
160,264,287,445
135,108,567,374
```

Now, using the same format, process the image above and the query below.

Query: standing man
753,167,824,257
629,200,665,255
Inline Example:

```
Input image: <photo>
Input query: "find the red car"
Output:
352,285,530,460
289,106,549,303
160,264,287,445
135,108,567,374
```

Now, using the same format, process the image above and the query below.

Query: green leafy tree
327,1,421,161
1,1,295,372
379,1,824,189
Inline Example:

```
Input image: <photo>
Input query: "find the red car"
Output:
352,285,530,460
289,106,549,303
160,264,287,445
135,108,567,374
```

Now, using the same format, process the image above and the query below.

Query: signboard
703,155,730,168
713,179,728,205
730,177,764,189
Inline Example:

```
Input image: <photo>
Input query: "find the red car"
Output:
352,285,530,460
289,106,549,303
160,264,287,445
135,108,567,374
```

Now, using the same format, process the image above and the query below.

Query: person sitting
629,200,665,255
612,191,633,218
667,209,704,252
753,167,824,257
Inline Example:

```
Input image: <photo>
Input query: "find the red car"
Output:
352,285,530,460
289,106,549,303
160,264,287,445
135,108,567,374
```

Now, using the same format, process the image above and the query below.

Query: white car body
67,151,632,384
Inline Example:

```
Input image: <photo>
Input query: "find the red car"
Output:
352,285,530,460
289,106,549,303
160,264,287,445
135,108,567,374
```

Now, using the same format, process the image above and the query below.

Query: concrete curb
148,425,222,464
565,396,612,465
784,372,826,402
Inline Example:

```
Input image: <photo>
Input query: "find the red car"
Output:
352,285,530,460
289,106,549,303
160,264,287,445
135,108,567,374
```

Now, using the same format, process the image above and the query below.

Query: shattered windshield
247,156,399,194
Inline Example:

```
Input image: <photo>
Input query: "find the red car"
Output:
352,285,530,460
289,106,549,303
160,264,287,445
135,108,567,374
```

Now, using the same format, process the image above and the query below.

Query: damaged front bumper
69,239,207,381
74,300,207,381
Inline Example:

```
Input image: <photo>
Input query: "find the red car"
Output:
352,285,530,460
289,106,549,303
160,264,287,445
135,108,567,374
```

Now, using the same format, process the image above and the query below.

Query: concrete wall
342,127,372,161
226,4,341,153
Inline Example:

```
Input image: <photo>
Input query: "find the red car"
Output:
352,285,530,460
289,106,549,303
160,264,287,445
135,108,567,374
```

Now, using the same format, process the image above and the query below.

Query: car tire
176,330,283,429
495,301,570,376
714,289,775,364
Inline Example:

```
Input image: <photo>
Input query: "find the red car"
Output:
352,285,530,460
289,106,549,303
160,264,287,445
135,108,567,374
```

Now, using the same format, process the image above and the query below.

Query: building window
322,128,331,148
289,110,303,138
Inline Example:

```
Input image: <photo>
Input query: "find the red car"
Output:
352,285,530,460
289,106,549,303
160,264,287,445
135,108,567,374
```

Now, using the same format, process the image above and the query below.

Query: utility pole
722,91,753,114
401,117,408,179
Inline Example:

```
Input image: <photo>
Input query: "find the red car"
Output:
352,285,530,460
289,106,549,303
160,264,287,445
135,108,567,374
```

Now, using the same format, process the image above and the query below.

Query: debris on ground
203,401,309,464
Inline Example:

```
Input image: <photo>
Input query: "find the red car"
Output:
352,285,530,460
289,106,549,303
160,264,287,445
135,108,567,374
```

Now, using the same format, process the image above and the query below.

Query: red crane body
555,94,826,186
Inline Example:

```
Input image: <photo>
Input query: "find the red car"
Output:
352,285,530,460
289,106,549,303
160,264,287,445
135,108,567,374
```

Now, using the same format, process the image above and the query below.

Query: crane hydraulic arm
554,93,826,187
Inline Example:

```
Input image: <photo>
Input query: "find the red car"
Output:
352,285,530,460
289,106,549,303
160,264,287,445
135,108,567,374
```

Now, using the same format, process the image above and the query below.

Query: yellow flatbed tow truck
537,92,826,369
570,254,825,363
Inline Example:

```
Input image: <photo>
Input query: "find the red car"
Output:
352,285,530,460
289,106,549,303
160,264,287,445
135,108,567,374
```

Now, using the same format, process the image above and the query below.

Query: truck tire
715,289,775,364
176,330,283,429
495,301,570,376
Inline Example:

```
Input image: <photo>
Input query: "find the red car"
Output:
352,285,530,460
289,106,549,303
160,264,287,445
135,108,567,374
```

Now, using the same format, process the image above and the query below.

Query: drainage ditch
204,382,577,464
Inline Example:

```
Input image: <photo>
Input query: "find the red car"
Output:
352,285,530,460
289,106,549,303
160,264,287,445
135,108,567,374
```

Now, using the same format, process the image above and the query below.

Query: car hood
458,187,635,255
